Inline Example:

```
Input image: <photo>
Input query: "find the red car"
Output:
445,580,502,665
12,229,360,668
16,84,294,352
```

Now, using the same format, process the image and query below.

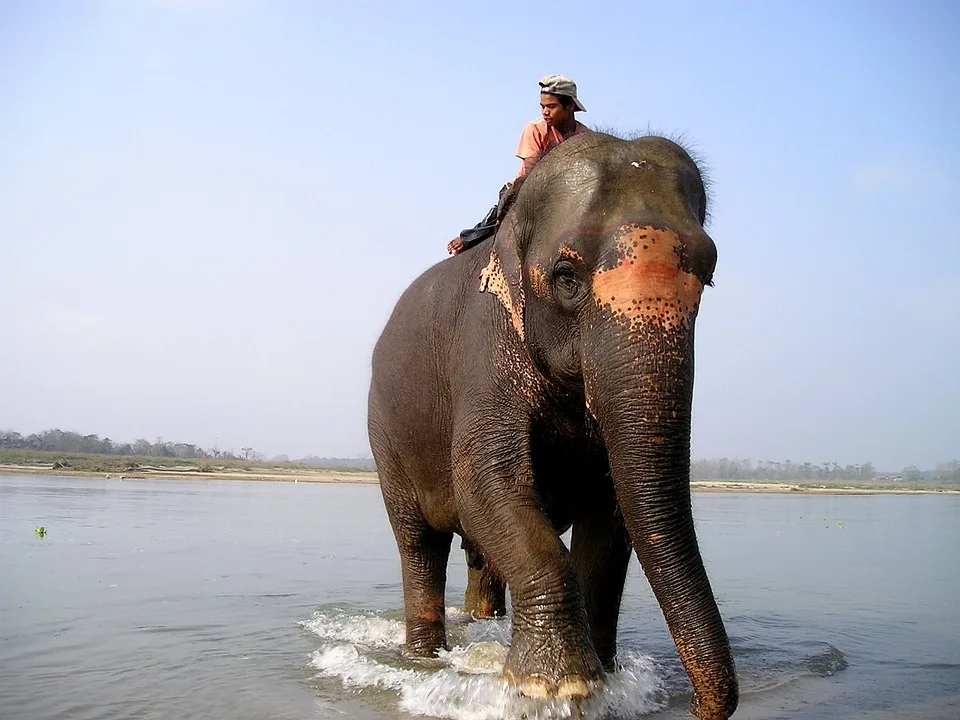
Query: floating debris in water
35,526,46,538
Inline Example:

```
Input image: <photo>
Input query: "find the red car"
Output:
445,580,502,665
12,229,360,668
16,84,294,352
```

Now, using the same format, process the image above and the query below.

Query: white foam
445,606,471,621
401,671,568,720
311,644,419,691
302,608,405,648
462,617,512,645
305,607,665,720
442,641,508,674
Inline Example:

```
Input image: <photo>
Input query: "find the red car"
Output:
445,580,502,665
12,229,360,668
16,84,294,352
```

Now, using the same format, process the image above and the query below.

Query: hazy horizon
3,1,957,470
5,424,956,474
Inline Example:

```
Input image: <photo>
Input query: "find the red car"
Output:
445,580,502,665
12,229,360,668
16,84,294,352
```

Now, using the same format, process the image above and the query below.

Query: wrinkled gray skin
368,133,738,719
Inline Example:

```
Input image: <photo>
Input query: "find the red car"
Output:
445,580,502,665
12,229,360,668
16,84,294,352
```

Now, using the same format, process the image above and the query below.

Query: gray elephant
368,132,738,719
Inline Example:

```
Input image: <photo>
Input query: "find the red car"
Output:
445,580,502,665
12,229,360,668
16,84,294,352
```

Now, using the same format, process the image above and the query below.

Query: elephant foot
503,669,598,699
403,642,445,659
469,600,504,619
464,566,506,618
404,605,447,658
502,628,603,700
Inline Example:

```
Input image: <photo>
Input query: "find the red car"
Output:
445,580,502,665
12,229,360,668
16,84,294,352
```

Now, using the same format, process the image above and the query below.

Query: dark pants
458,182,514,250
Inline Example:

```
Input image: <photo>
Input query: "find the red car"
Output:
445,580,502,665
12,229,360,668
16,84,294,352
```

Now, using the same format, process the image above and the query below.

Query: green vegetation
0,429,375,473
2,429,240,461
0,448,373,475
2,428,956,490
691,458,960,491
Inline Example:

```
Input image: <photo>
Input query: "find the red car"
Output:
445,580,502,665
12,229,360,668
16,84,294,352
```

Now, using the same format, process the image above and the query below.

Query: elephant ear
479,215,525,340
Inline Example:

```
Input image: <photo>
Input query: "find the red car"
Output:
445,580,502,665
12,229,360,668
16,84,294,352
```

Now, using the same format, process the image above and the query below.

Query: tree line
690,457,960,484
0,428,375,468
692,458,876,482
1,428,956,482
1,428,242,461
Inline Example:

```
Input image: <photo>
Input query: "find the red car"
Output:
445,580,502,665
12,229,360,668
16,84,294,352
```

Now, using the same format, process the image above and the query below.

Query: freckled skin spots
498,333,545,406
559,245,584,262
480,251,524,340
530,264,549,297
480,251,545,405
591,225,704,334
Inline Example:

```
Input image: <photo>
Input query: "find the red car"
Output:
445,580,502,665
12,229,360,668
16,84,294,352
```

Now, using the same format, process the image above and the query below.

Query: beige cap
539,74,586,112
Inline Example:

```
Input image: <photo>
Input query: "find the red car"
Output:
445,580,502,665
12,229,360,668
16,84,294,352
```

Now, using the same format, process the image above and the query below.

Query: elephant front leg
501,537,603,699
456,465,603,698
397,524,453,656
570,511,632,671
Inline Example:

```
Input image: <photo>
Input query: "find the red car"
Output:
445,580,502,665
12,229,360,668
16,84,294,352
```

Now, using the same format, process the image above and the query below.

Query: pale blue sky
2,0,957,469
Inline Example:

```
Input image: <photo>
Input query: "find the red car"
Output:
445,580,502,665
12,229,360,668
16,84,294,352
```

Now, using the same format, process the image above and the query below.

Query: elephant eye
553,263,581,301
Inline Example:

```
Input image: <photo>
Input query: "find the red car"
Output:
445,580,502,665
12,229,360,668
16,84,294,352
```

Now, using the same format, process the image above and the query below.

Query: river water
1,474,957,720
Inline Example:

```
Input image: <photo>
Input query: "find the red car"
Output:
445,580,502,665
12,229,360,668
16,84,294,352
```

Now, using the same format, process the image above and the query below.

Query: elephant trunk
585,323,738,720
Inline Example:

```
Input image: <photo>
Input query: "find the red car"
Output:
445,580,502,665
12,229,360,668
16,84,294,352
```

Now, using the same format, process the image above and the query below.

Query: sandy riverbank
0,464,380,485
688,479,957,495
1,464,956,494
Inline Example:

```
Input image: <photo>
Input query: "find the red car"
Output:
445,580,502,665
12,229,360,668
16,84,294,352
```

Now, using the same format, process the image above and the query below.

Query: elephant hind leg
372,429,453,656
460,538,506,618
464,564,506,618
397,522,453,656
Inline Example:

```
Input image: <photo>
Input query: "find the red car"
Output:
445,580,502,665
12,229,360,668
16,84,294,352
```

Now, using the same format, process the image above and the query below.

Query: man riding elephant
446,74,590,256
370,130,738,720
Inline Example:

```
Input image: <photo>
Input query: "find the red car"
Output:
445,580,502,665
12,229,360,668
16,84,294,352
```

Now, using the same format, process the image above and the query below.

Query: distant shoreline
1,464,956,495
687,480,957,495
0,464,380,485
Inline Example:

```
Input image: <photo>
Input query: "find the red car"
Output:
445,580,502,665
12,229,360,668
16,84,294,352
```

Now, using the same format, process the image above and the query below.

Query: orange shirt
515,119,590,176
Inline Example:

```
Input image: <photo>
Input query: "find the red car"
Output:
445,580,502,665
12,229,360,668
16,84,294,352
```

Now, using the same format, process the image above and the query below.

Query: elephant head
482,133,737,719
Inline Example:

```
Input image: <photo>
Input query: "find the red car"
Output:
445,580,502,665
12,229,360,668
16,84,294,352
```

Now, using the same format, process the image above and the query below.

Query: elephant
460,540,506,618
367,132,738,720
463,564,506,618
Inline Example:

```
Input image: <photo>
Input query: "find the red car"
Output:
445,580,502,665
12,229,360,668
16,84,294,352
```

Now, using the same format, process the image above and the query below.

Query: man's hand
447,237,465,255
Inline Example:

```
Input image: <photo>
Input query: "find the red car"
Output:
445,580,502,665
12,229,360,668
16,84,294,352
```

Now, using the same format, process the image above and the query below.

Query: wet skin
369,133,738,719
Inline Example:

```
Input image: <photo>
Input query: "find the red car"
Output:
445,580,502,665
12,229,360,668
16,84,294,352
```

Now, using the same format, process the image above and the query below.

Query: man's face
540,92,574,127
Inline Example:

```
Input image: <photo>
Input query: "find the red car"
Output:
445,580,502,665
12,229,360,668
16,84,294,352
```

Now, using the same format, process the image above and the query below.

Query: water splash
301,607,405,648
803,644,849,677
304,607,665,720
312,644,420,691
